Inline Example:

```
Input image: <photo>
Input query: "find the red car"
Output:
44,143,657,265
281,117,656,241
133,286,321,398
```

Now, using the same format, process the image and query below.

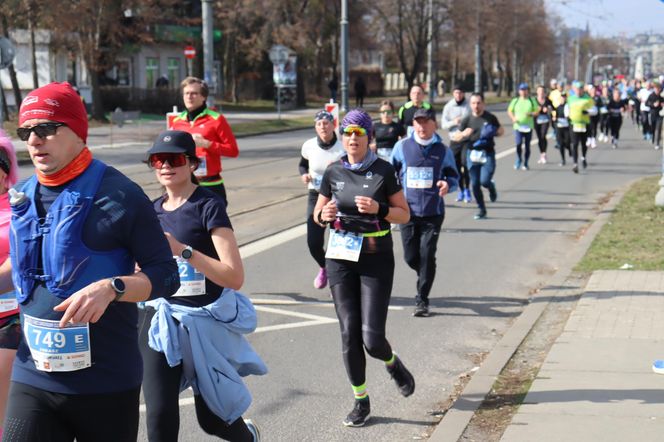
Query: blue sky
545,0,664,37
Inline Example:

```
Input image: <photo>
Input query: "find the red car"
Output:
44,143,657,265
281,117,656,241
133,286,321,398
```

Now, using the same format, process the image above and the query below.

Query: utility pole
340,0,349,113
574,38,580,80
426,0,434,103
474,5,482,94
201,0,214,94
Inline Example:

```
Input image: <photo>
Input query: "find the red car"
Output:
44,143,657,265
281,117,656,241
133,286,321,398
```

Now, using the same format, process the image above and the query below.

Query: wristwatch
109,277,126,301
181,245,194,260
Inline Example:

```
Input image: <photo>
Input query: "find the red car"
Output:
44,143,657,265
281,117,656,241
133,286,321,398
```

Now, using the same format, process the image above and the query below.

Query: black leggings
453,148,469,191
3,382,140,442
600,113,609,135
555,126,570,162
307,191,326,268
138,308,253,442
327,252,395,387
651,115,663,146
535,122,549,153
609,117,622,140
571,131,588,163
589,115,599,138
642,111,652,136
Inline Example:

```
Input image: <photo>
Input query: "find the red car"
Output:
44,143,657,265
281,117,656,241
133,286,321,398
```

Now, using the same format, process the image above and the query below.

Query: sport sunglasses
342,125,367,137
148,153,188,169
16,123,66,141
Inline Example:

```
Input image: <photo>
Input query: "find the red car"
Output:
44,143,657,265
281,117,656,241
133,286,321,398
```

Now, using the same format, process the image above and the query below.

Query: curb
428,180,632,442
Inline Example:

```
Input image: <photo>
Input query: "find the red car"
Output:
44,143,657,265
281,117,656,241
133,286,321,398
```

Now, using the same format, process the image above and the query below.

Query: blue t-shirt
12,166,179,395
153,186,233,307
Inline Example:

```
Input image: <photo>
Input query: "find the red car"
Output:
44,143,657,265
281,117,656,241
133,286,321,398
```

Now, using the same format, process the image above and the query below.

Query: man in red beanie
0,82,180,441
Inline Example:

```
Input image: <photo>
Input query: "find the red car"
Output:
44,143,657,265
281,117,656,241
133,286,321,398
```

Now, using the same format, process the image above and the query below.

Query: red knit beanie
19,82,88,143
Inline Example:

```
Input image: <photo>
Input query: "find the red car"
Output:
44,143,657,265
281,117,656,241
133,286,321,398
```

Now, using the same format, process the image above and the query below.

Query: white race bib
536,115,549,124
573,123,587,133
599,106,608,114
406,167,434,189
469,149,487,164
0,291,17,314
194,156,208,177
556,118,569,128
325,231,363,262
518,124,532,133
24,315,91,372
173,257,206,297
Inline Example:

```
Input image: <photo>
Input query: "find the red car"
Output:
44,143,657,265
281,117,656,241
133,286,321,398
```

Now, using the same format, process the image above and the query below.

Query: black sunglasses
16,123,66,141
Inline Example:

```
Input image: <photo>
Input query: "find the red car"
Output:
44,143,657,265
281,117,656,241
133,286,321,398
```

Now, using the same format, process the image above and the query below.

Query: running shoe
653,360,664,374
489,182,498,202
656,145,662,151
456,191,464,202
474,210,487,220
612,142,618,149
572,163,579,174
590,138,597,149
386,355,415,397
521,164,529,171
559,159,566,166
313,268,328,289
413,302,429,317
244,419,261,442
582,158,587,169
541,153,547,164
514,159,522,170
463,188,472,203
342,397,371,427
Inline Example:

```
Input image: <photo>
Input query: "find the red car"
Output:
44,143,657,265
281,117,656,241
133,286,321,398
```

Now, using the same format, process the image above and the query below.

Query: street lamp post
202,0,215,94
340,0,349,113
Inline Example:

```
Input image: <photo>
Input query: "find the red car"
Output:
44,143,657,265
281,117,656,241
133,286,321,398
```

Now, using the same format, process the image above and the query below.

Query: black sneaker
386,355,415,397
473,210,487,220
582,158,587,169
413,302,429,317
488,182,497,202
342,397,370,427
572,163,579,174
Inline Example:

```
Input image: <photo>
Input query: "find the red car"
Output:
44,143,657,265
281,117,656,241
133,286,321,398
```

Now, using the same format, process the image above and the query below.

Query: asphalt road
14,111,660,441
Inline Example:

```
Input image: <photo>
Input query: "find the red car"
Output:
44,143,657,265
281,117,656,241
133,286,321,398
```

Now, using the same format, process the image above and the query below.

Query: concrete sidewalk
501,270,664,441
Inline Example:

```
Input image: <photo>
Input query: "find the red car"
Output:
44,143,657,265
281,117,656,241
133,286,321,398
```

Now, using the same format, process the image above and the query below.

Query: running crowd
0,72,658,441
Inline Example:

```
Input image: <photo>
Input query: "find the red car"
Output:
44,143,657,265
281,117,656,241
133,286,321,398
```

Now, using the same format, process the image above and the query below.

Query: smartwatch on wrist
181,245,194,260
109,277,126,302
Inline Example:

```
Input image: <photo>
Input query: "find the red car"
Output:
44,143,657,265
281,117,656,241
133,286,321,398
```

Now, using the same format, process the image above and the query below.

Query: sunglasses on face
148,153,188,169
342,125,367,137
380,110,393,114
16,123,66,141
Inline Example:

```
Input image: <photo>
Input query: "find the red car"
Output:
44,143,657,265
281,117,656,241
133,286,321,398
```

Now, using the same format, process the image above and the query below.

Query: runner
607,88,628,149
371,100,406,161
0,130,18,436
441,85,471,203
638,80,653,141
568,81,595,173
598,85,611,143
508,83,538,170
314,109,414,427
139,130,264,442
398,85,433,135
628,80,640,127
534,85,553,164
391,108,459,317
0,82,179,441
170,77,239,206
452,93,504,219
552,92,571,165
646,82,663,150
299,111,345,289
587,84,601,149
548,79,564,149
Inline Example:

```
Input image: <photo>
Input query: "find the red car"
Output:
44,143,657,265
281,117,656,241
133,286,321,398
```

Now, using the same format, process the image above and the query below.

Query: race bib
173,257,206,297
587,106,598,116
406,167,434,189
24,315,91,372
0,291,17,314
325,231,363,262
536,115,549,124
518,124,532,133
629,99,635,106
312,175,322,190
194,156,208,177
469,149,487,164
556,118,569,128
573,124,587,133
599,106,608,114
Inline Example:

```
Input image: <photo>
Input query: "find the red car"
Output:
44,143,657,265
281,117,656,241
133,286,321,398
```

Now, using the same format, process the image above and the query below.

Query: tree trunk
25,1,39,89
0,85,8,122
89,69,104,121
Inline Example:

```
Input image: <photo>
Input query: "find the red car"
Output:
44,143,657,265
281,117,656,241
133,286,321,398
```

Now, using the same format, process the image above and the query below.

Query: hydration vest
9,160,134,303
401,137,447,217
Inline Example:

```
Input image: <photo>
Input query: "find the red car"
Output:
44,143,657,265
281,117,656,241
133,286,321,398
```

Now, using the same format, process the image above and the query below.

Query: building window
146,57,158,88
117,60,130,86
167,58,180,88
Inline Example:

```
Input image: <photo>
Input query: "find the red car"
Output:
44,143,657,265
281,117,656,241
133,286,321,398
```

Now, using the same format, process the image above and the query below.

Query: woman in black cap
139,130,263,441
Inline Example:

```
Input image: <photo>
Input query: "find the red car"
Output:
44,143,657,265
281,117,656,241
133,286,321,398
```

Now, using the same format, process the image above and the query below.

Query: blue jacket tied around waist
9,160,134,302
146,289,268,424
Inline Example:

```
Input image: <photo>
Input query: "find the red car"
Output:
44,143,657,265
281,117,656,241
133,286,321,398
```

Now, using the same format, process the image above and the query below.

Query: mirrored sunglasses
149,153,188,169
342,125,367,137
16,123,66,141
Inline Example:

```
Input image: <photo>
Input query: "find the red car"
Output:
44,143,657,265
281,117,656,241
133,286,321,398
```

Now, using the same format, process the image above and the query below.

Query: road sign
325,101,340,132
184,45,196,60
269,45,291,65
0,37,15,69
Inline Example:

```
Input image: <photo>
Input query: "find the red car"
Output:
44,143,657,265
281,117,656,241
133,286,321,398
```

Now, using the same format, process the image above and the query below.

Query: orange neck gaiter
36,147,93,187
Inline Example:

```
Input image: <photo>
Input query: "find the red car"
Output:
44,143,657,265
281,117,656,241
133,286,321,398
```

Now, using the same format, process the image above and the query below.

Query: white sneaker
656,145,662,151
541,153,547,164
245,419,261,441
590,138,597,149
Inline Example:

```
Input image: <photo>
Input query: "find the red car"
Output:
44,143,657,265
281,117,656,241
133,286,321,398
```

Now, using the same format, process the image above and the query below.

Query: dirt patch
458,273,586,441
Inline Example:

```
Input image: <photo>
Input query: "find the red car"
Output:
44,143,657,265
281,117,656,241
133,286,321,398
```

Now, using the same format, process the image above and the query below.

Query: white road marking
253,305,338,333
251,298,404,310
240,224,307,259
140,395,195,413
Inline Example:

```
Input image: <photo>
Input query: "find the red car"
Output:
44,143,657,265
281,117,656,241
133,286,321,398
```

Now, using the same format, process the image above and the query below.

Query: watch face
181,247,193,259
112,278,126,293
